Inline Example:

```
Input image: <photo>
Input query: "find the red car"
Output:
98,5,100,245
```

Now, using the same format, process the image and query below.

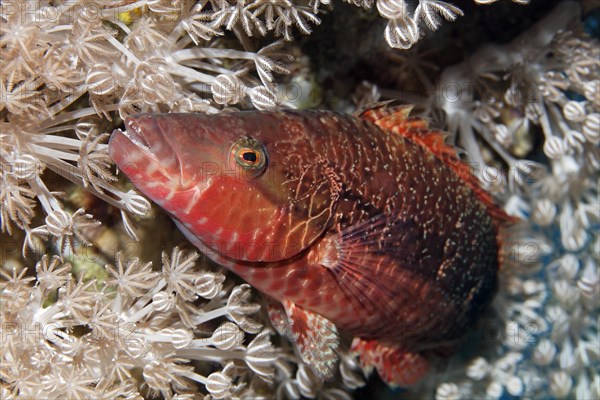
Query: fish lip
123,116,152,150
109,115,154,153
109,127,139,159
109,114,178,183
121,114,156,151
121,114,189,190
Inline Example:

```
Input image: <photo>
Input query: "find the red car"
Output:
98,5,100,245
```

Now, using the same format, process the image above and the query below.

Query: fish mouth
112,114,167,153
109,114,183,190
118,117,152,151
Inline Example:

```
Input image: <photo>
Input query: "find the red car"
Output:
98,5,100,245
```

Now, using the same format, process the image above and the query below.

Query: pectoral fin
282,300,340,379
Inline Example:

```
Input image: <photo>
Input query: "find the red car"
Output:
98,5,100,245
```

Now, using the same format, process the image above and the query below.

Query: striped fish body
109,107,510,386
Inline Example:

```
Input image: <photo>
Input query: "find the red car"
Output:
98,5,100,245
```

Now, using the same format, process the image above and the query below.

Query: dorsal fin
359,104,517,227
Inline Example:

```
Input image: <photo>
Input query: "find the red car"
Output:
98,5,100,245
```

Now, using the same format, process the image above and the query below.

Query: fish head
109,112,338,263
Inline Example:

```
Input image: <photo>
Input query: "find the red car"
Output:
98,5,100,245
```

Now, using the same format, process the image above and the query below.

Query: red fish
109,105,513,386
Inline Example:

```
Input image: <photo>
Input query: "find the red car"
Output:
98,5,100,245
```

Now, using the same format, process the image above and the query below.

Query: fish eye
231,138,267,173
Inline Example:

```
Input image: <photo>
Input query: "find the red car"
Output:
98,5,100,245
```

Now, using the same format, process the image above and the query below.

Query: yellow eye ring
231,138,267,172
237,147,261,166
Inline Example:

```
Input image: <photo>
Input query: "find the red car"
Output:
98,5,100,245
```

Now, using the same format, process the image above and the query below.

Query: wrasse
109,106,513,386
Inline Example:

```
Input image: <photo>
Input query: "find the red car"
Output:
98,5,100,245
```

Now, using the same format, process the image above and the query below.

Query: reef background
1,1,598,399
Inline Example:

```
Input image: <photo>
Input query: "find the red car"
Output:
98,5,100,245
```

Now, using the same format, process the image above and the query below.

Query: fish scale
109,105,513,386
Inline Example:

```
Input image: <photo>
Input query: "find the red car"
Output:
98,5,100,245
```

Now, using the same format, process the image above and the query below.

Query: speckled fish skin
109,108,509,386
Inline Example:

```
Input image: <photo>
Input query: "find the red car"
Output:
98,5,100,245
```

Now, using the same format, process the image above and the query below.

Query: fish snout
109,114,183,191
